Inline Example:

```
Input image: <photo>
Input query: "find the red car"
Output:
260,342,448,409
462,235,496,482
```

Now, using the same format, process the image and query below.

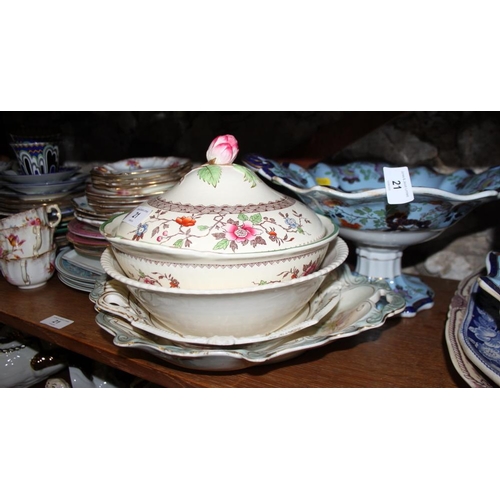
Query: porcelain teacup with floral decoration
0,244,57,289
0,204,61,231
0,204,61,261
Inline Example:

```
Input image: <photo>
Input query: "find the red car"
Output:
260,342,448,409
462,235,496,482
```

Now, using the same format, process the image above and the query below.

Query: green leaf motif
238,213,249,222
173,239,183,248
250,213,262,224
197,225,209,231
213,239,230,251
233,164,259,188
198,165,222,187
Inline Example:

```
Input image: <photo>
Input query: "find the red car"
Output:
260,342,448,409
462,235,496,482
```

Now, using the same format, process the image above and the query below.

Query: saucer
0,166,80,184
94,266,404,371
91,268,345,346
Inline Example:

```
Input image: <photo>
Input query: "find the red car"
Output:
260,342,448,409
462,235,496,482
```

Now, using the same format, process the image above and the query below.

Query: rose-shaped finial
206,134,239,165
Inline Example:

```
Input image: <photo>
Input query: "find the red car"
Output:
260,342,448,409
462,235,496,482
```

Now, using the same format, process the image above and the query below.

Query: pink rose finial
206,134,239,165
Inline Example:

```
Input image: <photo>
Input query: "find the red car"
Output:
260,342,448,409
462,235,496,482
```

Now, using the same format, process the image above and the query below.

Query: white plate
57,273,96,292
93,265,406,371
55,248,105,283
61,248,105,274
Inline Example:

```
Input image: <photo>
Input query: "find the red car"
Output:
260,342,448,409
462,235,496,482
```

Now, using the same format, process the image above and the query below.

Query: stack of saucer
66,218,109,258
0,164,89,216
85,156,195,217
55,246,106,292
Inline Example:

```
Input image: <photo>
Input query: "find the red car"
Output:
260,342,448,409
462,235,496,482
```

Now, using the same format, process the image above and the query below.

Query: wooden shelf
0,271,466,387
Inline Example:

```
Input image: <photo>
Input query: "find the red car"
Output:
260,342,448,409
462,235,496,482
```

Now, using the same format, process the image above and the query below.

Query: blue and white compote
243,154,500,317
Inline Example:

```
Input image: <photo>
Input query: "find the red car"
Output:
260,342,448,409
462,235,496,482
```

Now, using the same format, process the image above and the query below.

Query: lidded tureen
107,135,330,253
101,135,339,290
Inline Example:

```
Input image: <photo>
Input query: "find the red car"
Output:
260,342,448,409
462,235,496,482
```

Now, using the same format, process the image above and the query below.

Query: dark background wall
0,111,348,164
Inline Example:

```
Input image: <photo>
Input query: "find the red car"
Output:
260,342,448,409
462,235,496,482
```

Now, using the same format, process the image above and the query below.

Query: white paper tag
383,166,414,204
123,207,153,226
41,315,74,329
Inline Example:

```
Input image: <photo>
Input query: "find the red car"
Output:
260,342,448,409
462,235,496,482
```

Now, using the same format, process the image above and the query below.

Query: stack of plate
71,195,109,228
66,218,109,258
90,265,406,372
445,251,500,388
0,164,89,216
55,247,107,292
85,157,195,217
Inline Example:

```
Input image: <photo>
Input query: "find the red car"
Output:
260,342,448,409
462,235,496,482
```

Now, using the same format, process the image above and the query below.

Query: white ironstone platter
93,264,405,371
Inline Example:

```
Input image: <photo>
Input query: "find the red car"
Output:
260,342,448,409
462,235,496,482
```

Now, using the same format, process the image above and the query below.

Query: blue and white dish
478,251,500,304
445,268,495,387
243,154,500,317
4,173,88,196
458,273,500,386
0,166,80,184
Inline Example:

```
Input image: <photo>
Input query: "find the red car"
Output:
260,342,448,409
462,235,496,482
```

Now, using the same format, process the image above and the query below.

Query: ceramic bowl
102,211,338,289
99,237,349,340
0,244,56,289
0,222,55,260
243,155,500,316
0,204,62,230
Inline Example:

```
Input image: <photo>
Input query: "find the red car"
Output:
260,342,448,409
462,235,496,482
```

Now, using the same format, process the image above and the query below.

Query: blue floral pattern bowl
243,154,500,317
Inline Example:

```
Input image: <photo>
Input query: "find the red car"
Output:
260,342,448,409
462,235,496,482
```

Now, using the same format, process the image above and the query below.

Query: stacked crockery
0,204,61,289
84,156,195,218
98,135,349,347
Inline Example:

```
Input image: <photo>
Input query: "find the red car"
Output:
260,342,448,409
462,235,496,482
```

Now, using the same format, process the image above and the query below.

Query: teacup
0,204,62,231
0,223,55,260
10,141,60,175
0,244,56,289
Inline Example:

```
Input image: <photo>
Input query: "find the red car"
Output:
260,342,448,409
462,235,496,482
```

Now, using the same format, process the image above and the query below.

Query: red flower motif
27,217,42,227
175,216,196,227
340,218,362,229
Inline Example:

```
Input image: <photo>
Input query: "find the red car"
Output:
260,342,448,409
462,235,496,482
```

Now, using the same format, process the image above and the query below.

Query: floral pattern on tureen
126,207,313,253
114,135,323,254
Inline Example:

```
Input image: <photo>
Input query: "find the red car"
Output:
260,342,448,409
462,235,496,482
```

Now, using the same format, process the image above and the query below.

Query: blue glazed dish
243,154,500,317
478,251,500,304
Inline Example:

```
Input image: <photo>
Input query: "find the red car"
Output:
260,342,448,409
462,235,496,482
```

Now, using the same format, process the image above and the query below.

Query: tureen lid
106,135,330,254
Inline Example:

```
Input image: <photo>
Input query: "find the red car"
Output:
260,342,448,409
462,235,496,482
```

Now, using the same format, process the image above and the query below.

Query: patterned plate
445,269,495,387
457,270,500,386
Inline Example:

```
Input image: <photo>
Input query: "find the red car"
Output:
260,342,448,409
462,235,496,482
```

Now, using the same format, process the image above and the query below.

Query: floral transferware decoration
117,135,325,253
242,155,500,232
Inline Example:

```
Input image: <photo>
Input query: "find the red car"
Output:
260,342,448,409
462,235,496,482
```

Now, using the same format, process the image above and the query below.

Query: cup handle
20,259,31,285
32,224,42,255
45,204,62,228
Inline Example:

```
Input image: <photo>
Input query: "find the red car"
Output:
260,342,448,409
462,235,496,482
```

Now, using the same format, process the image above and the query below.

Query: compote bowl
243,155,500,317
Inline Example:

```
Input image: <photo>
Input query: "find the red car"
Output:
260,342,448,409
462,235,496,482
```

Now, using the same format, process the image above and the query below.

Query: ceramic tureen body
101,136,339,290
